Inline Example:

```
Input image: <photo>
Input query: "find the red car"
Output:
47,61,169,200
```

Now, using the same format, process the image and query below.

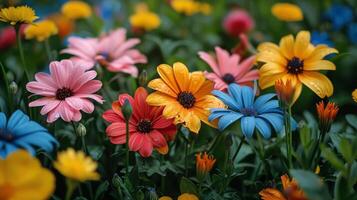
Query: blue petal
241,86,254,108
255,118,272,139
0,150,6,158
227,84,243,110
256,100,279,114
4,143,18,157
217,113,243,131
13,142,36,155
7,110,30,130
0,112,7,130
15,132,58,153
258,113,284,133
10,121,47,137
254,93,276,109
212,90,240,111
241,116,255,138
209,109,234,121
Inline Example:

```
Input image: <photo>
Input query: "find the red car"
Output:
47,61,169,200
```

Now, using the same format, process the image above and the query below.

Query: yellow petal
146,92,177,106
188,71,206,94
147,78,178,97
259,72,287,89
304,45,338,62
156,64,180,94
260,63,287,76
257,42,280,52
184,112,201,134
156,145,169,155
302,44,315,59
193,80,214,98
163,104,181,119
291,81,302,104
304,60,336,71
173,62,190,92
293,31,310,58
298,71,333,98
256,50,287,66
279,34,294,59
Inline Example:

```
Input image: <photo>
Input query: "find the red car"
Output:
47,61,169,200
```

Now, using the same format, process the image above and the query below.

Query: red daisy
102,87,177,157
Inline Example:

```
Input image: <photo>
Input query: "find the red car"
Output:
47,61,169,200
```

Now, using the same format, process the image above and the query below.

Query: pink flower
26,59,103,123
223,9,254,37
61,28,147,77
198,46,259,91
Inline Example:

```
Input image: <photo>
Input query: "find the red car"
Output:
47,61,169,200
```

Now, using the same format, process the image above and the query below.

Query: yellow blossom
353,89,357,103
159,196,173,200
24,20,58,41
0,150,55,200
271,3,303,22
0,5,38,25
130,3,160,31
171,0,200,16
54,148,100,182
198,3,212,15
61,1,92,20
178,193,199,200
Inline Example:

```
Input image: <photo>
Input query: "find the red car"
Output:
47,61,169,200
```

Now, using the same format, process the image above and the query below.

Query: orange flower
196,152,216,178
275,79,295,107
260,174,307,200
316,101,339,133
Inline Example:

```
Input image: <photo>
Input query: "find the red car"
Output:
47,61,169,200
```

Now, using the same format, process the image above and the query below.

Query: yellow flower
353,89,357,103
257,31,338,103
178,193,199,200
159,196,173,200
54,148,100,182
130,3,160,31
198,3,212,15
49,14,74,38
0,150,55,200
24,20,58,42
171,0,200,16
146,62,224,133
0,5,38,25
61,1,92,20
271,3,303,22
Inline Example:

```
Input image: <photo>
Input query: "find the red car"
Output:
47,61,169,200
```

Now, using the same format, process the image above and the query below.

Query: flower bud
138,70,148,86
275,79,295,107
112,173,122,188
316,101,339,133
196,152,216,180
76,123,86,137
147,187,158,200
122,99,133,122
9,81,18,94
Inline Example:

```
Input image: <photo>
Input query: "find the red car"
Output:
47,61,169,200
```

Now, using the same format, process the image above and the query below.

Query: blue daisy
209,84,284,139
0,110,58,158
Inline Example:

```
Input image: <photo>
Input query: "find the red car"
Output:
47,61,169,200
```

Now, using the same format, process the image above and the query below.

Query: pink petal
236,69,259,83
49,61,67,88
65,96,84,110
216,47,232,75
81,99,95,113
70,57,95,70
75,80,102,94
29,97,55,107
34,72,57,90
113,39,140,58
40,99,61,115
26,81,56,96
76,94,104,104
58,102,75,122
235,55,256,79
72,110,82,122
198,51,221,76
71,70,98,92
125,50,147,63
47,109,60,123
129,133,144,152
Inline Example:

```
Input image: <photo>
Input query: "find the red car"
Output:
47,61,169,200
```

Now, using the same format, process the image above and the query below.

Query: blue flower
348,23,357,44
311,31,334,47
0,110,58,158
324,4,353,30
209,84,284,139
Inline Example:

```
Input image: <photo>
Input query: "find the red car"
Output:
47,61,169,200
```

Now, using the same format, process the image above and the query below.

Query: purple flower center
241,108,257,116
56,87,73,100
137,119,152,133
0,129,13,141
222,73,235,84
287,57,304,74
177,91,196,109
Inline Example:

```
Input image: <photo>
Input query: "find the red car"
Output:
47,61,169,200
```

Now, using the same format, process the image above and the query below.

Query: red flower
102,87,177,157
0,27,16,50
223,9,254,37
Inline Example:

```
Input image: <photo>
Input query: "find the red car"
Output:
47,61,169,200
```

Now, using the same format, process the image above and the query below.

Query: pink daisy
26,59,104,123
61,28,147,77
198,46,259,91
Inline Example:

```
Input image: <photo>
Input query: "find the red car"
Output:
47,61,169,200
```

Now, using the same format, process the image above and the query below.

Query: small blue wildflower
0,110,58,158
348,23,357,44
209,84,284,139
324,4,353,30
311,31,334,47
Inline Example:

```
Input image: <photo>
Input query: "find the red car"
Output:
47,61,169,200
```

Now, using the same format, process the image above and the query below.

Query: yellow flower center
177,91,196,108
287,57,304,74
0,184,14,200
136,119,152,133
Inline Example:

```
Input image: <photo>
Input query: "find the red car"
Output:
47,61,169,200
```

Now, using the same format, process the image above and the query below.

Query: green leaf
346,114,357,130
290,169,332,200
338,138,353,163
299,122,313,152
334,172,354,200
94,181,109,200
180,177,198,195
320,145,346,174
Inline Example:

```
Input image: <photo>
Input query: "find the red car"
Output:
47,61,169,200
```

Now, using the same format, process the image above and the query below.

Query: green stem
284,106,293,169
81,134,87,154
44,39,53,62
125,119,130,179
184,138,189,177
15,25,30,81
256,133,272,176
0,63,13,112
232,136,245,163
65,179,78,200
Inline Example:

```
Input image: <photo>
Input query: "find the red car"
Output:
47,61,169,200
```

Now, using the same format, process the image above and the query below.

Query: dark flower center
241,108,257,116
99,52,113,62
177,91,196,109
0,129,13,141
56,87,73,100
222,73,236,84
137,119,152,133
287,57,304,74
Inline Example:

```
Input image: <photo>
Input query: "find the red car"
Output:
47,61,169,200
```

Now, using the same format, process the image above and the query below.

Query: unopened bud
76,123,86,137
9,81,18,94
112,173,121,188
6,72,14,82
122,99,133,122
147,187,158,200
138,70,148,86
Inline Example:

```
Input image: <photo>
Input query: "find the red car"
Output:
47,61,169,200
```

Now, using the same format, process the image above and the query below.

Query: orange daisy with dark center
177,91,196,108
